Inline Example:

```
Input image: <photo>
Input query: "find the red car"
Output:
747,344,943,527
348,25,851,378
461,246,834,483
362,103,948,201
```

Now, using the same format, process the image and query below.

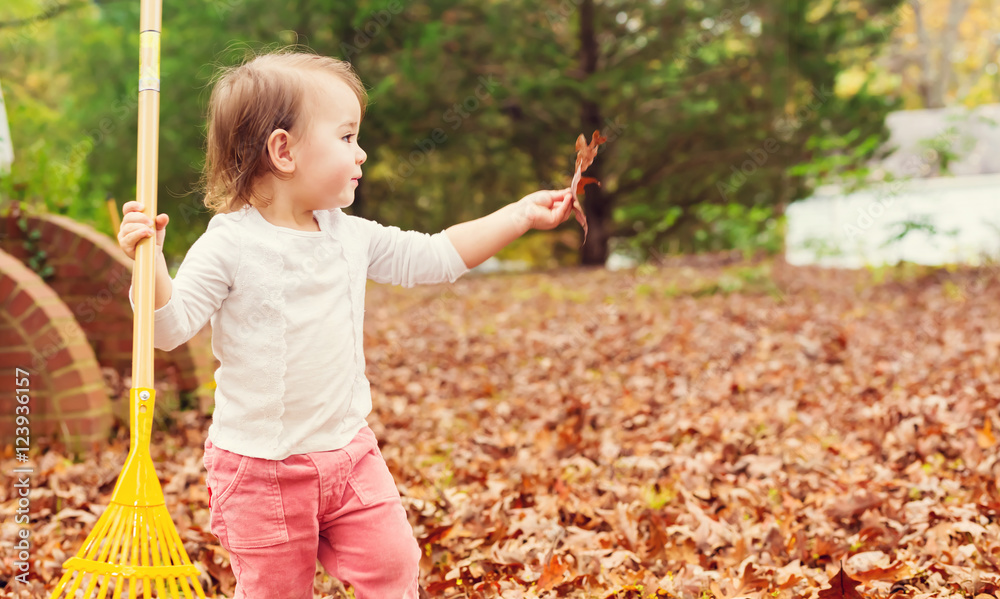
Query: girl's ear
265,129,296,174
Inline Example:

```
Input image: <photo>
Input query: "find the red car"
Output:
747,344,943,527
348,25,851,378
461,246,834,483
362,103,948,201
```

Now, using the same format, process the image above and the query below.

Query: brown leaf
819,565,866,599
734,563,770,596
977,418,995,448
569,130,607,245
537,554,569,591
574,176,600,197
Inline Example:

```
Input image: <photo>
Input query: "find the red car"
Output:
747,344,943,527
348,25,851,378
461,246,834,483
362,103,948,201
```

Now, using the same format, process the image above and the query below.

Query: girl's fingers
120,223,149,236
122,214,153,227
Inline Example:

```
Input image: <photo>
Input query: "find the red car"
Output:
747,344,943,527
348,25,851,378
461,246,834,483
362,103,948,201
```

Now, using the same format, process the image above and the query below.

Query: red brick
6,289,36,320
72,239,96,263
55,261,89,280
19,305,53,335
86,251,113,276
39,218,61,243
43,337,93,371
107,265,133,291
0,273,17,300
0,348,37,369
0,217,17,241
96,320,131,336
58,392,107,414
52,368,87,393
2,243,28,261
0,323,19,348
16,275,50,292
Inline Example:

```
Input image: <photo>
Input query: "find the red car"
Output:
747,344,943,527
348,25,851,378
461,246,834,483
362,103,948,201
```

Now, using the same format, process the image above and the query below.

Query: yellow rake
51,0,209,596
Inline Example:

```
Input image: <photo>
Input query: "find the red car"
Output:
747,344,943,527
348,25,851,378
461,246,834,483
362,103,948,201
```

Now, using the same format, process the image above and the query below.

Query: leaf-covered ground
3,258,1000,598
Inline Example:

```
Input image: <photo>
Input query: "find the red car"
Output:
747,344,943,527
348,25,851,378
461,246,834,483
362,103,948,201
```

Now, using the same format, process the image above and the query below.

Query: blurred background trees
2,0,997,265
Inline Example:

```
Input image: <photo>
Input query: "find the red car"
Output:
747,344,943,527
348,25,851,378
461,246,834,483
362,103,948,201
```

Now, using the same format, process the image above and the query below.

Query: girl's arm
444,188,574,269
150,251,173,309
360,188,572,287
128,224,238,351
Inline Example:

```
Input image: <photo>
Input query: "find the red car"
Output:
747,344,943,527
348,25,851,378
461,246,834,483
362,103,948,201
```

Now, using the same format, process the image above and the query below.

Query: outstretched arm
444,188,574,269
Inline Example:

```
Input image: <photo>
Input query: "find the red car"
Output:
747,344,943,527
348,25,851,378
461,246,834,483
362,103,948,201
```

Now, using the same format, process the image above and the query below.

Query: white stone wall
785,174,1000,268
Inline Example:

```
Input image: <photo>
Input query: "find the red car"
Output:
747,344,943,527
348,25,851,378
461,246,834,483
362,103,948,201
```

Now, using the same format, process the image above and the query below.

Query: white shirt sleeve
128,218,240,351
357,217,470,287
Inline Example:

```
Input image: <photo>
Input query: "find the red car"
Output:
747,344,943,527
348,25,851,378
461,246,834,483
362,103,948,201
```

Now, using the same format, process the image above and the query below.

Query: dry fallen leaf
569,130,607,245
10,263,1000,598
819,564,866,599
977,417,995,448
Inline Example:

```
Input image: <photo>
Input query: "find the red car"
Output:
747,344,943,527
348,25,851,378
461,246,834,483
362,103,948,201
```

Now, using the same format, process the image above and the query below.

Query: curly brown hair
201,50,368,214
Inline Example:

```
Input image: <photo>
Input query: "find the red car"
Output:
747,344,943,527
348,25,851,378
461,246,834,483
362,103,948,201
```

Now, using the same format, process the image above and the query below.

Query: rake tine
137,508,153,599
158,509,200,599
167,531,196,599
115,508,138,599
112,570,125,599
82,570,101,598
64,563,87,597
146,510,169,598
151,510,183,598
51,567,74,597
79,504,119,561
96,505,130,599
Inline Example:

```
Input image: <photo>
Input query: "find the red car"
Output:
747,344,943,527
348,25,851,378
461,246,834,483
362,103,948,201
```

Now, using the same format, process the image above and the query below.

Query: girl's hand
514,188,575,233
118,201,168,261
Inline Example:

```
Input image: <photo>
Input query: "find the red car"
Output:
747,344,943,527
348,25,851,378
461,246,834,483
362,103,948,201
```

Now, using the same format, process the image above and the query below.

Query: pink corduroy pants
202,426,420,599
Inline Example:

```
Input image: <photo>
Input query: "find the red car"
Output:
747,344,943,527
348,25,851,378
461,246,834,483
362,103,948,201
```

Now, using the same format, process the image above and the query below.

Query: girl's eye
342,134,355,142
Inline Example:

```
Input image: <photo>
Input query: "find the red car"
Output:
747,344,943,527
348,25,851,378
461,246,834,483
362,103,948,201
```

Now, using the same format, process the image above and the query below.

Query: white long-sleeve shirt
128,205,469,460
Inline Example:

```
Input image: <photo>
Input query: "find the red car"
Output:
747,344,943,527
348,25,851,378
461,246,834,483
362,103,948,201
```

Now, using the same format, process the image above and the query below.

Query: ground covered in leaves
3,258,1000,598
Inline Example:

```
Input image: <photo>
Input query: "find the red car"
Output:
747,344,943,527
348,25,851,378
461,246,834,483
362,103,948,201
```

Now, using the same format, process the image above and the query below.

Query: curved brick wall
0,249,111,447
0,212,217,440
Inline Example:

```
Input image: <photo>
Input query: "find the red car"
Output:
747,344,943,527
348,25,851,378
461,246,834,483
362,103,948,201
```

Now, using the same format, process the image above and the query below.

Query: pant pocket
347,449,401,506
211,453,290,549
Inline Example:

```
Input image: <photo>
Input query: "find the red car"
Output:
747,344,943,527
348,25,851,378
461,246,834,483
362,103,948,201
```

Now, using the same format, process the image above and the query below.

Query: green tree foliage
1,0,905,264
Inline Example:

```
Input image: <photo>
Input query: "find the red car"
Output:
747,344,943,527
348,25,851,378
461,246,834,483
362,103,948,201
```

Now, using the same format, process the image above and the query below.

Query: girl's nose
357,146,367,165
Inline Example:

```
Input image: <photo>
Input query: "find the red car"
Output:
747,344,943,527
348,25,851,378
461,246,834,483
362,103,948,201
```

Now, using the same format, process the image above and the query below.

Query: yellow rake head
51,389,208,598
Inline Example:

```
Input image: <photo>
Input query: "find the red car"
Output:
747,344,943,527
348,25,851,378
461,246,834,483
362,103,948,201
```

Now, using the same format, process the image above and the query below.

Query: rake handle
131,0,162,392
109,0,165,505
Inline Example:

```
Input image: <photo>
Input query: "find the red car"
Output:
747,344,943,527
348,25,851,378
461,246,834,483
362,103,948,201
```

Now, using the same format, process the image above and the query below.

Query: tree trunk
578,0,611,266
935,0,972,106
910,0,971,108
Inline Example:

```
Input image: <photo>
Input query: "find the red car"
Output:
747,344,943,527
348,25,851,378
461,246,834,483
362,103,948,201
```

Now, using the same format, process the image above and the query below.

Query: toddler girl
116,50,574,598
